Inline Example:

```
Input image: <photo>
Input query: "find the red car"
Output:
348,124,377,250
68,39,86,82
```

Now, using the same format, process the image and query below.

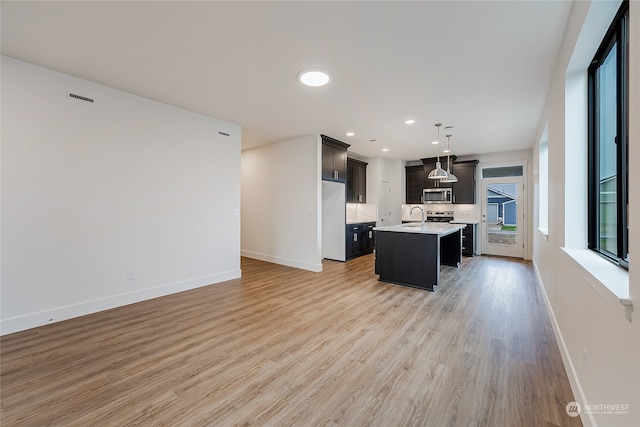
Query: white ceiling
1,1,573,160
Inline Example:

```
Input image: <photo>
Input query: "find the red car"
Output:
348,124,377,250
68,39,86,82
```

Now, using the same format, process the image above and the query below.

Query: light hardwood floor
1,255,581,426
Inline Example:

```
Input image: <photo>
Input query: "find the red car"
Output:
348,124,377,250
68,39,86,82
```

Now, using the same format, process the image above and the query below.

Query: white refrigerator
322,181,346,261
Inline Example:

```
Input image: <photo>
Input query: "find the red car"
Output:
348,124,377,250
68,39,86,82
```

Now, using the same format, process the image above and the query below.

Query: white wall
532,1,639,426
1,57,241,335
241,134,322,272
366,157,403,225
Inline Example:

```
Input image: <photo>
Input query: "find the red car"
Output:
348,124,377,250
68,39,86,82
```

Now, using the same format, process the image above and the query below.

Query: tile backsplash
346,203,378,224
401,203,481,222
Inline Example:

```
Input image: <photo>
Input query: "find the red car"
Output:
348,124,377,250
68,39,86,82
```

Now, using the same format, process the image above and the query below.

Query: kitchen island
374,222,466,291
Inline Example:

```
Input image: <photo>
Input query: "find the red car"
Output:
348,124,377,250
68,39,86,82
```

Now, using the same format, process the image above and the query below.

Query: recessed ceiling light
405,119,415,125
443,149,450,153
381,148,389,152
346,132,355,137
298,70,330,87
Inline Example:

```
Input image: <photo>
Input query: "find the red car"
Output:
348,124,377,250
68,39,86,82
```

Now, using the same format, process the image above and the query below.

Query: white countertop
450,220,479,225
374,222,466,236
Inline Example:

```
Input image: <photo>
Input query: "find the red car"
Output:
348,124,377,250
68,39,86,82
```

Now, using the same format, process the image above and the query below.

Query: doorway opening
480,165,525,258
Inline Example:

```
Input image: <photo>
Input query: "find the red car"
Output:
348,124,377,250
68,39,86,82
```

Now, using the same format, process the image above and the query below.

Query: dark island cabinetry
374,224,463,291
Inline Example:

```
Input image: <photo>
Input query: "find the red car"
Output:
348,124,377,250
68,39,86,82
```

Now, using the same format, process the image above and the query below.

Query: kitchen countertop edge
374,223,466,236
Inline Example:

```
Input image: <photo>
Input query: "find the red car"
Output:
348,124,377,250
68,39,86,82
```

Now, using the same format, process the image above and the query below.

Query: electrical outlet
127,270,135,280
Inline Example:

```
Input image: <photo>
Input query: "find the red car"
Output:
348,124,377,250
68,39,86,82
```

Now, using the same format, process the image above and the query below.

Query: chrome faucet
410,205,425,226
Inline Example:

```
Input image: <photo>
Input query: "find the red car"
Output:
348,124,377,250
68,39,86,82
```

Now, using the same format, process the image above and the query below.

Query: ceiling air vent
68,92,94,103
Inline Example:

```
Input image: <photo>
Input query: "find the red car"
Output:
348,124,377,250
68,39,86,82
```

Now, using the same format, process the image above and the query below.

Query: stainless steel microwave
423,188,452,204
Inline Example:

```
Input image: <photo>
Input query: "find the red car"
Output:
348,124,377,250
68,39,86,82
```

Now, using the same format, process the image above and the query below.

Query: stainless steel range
426,210,454,223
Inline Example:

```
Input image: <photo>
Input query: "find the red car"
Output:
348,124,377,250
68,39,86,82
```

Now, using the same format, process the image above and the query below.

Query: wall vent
68,93,94,103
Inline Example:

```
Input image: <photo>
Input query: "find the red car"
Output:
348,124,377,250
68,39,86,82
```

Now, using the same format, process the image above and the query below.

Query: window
481,165,523,178
539,124,549,233
588,0,628,268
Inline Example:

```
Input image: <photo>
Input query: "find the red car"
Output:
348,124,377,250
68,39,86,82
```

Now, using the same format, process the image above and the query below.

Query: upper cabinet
421,156,456,188
347,158,367,203
405,157,477,204
451,160,478,204
405,165,425,204
321,135,350,183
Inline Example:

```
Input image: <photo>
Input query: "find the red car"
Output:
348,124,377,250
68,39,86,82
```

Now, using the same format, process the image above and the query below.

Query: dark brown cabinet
451,160,478,204
363,222,376,254
421,156,456,189
406,157,477,204
346,221,376,260
405,165,425,204
406,157,458,203
459,223,476,256
321,135,349,183
346,224,363,260
347,158,367,203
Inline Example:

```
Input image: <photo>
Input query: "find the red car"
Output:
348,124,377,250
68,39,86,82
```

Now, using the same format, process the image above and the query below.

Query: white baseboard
0,269,241,336
532,260,596,427
241,250,323,272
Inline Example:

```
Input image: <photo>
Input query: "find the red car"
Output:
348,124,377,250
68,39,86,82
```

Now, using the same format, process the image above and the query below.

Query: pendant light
427,123,449,180
440,134,458,183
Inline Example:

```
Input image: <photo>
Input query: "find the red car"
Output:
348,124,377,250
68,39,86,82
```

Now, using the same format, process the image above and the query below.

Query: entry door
481,178,524,258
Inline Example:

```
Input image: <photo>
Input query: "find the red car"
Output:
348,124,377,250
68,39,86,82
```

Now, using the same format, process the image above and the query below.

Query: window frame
587,0,629,269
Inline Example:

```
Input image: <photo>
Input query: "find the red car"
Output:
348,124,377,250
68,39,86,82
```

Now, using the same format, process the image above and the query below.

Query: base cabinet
460,223,476,256
346,224,363,260
363,223,376,254
346,222,376,260
375,228,462,291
